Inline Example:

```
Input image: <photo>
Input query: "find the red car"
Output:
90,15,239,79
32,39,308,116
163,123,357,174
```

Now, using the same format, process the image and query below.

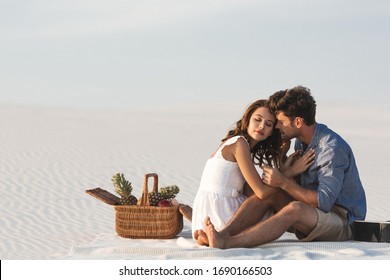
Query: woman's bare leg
193,230,208,245
206,201,318,249
196,191,291,246
219,195,270,237
220,191,291,237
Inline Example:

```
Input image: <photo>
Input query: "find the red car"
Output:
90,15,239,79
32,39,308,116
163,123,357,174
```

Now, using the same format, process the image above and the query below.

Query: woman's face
247,107,275,147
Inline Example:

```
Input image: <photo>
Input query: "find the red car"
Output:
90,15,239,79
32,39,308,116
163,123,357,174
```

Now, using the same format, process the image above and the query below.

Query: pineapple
160,185,180,200
148,185,180,206
112,173,138,205
148,192,163,206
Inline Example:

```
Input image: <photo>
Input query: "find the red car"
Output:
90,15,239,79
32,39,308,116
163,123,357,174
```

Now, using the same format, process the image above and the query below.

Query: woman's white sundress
192,135,248,235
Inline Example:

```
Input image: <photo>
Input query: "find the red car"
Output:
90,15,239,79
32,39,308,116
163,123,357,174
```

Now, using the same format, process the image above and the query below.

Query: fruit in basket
158,200,173,207
112,173,138,205
148,192,164,206
148,185,180,206
160,185,180,200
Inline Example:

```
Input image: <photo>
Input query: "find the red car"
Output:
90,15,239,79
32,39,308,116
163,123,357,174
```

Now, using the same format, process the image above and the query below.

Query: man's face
275,111,298,140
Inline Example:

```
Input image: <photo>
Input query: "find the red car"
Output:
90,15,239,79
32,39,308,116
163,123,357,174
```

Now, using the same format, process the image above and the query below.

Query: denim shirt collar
300,123,325,152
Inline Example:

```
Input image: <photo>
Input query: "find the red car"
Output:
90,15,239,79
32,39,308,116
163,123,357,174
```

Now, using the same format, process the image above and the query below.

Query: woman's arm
242,182,254,197
231,138,277,200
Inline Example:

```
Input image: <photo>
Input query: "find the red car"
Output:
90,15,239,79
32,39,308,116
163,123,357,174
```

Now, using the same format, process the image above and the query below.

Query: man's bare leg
206,201,318,249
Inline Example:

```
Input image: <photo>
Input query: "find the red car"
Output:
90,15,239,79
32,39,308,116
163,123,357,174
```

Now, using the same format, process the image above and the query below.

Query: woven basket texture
115,205,183,239
114,173,183,239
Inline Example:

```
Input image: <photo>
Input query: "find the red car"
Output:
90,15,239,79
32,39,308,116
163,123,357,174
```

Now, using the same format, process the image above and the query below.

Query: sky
0,0,389,109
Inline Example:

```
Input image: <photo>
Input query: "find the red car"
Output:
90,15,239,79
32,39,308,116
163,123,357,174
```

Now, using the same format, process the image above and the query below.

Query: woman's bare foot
193,230,209,246
204,217,227,249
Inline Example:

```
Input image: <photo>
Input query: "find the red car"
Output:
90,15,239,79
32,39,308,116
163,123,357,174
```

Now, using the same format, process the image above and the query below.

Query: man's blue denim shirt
295,123,367,224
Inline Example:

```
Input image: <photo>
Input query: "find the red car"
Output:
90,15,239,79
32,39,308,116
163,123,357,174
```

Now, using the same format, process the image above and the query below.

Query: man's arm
263,146,347,212
315,147,347,212
262,166,318,207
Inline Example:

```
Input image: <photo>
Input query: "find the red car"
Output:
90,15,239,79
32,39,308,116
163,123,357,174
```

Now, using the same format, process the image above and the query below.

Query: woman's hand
280,139,291,158
261,165,286,188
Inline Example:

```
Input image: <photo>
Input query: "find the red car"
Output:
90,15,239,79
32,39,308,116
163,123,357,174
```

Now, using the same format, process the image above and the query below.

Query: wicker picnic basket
86,173,191,239
115,173,183,239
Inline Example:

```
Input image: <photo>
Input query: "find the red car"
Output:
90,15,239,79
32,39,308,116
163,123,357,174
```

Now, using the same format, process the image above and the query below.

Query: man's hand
279,150,300,174
281,149,315,178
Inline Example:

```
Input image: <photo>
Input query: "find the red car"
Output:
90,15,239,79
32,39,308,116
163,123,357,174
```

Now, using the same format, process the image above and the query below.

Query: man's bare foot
193,230,209,246
204,217,226,249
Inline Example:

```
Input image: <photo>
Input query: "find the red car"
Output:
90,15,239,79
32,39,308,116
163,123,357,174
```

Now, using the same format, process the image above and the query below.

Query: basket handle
137,173,158,206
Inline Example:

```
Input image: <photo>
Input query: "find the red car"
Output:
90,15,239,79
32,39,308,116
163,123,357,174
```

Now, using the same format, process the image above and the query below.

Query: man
200,86,366,248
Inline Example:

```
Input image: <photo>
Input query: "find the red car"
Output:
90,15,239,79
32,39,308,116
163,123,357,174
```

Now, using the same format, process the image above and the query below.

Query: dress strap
215,135,248,158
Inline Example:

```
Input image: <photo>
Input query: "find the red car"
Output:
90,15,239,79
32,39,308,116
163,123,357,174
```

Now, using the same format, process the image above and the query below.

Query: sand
1,101,390,261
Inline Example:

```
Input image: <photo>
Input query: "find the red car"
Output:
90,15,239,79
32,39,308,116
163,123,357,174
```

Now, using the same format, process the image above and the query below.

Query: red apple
157,200,172,207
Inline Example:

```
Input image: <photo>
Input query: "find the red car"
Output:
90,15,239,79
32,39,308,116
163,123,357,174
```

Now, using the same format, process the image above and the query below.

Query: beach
1,101,390,261
2,2,390,279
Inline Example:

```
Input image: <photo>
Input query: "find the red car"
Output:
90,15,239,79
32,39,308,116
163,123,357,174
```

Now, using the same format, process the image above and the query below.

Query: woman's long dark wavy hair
221,99,283,168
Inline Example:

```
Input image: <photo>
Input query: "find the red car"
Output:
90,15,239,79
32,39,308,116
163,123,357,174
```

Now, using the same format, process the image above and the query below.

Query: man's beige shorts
297,205,353,241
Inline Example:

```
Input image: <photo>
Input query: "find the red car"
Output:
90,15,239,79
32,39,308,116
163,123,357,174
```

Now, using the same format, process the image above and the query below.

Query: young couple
192,86,366,249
